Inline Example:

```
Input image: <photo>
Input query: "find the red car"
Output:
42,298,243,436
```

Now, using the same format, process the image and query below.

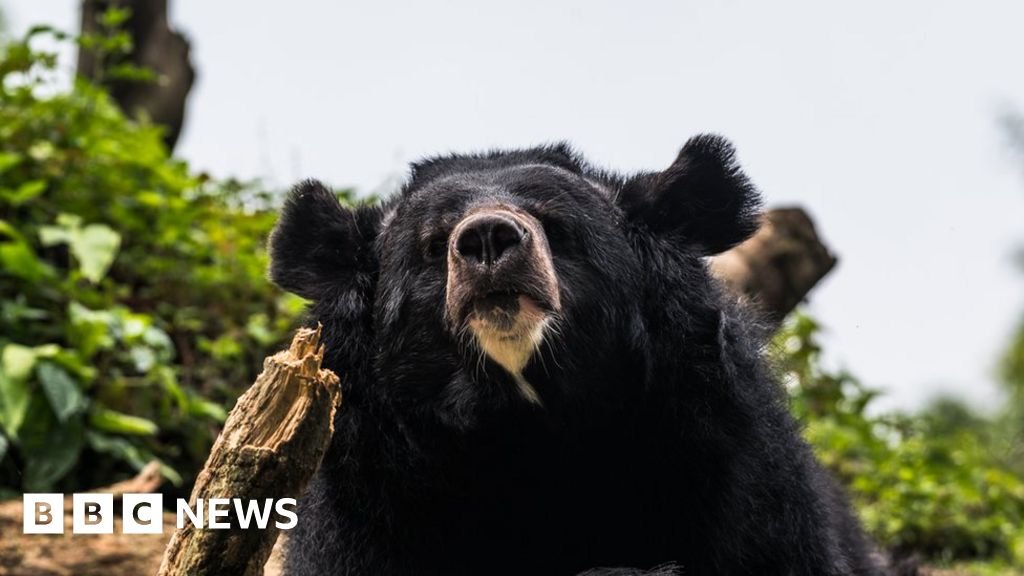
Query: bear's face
270,136,761,426
373,161,642,407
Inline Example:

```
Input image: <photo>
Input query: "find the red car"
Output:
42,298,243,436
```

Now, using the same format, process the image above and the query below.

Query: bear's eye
424,234,449,263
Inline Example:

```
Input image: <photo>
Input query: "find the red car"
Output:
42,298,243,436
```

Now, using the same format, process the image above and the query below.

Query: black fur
616,134,763,255
270,134,884,575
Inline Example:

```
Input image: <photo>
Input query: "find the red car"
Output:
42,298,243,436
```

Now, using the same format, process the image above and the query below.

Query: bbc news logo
23,493,298,534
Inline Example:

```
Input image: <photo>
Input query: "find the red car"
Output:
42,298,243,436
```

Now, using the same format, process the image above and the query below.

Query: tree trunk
77,0,195,151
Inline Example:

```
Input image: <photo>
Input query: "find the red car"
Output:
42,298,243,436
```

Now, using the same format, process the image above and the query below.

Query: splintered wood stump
157,326,340,576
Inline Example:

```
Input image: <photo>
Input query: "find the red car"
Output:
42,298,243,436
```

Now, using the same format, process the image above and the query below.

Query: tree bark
77,0,195,151
156,326,341,576
710,207,838,323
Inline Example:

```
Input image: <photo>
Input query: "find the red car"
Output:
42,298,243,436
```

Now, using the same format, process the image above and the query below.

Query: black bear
269,135,883,575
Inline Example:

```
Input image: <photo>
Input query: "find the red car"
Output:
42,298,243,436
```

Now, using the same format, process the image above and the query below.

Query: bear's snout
444,206,561,383
445,207,559,324
453,213,527,268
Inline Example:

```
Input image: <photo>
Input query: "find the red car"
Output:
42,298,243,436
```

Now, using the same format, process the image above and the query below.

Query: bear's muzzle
444,205,561,386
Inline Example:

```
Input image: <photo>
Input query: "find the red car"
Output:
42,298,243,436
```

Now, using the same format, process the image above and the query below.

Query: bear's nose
454,213,526,266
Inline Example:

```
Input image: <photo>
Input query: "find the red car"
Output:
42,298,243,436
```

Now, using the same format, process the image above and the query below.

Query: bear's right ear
269,180,380,301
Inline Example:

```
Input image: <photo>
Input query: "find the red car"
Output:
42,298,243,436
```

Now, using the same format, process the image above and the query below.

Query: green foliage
1004,322,1024,392
996,112,1024,479
776,314,1024,567
0,25,348,493
998,315,1024,475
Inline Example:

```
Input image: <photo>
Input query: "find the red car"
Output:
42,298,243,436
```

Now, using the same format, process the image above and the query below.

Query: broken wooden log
156,325,340,576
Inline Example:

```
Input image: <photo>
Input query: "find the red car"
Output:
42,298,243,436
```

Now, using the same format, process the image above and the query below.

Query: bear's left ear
616,134,763,255
269,180,381,301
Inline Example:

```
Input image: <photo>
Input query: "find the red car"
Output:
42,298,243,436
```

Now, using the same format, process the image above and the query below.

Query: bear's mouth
471,291,520,331
462,291,552,404
467,291,548,334
452,289,555,335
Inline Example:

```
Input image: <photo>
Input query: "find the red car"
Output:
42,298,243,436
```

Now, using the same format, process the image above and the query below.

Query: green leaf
68,302,116,357
159,463,183,487
188,397,227,422
0,371,31,439
31,345,61,359
37,362,86,422
26,25,59,39
85,430,154,473
245,313,275,345
1,180,46,205
0,152,22,175
26,438,84,491
0,432,8,463
202,334,242,360
99,7,131,29
89,407,158,436
74,224,121,282
128,346,156,373
0,241,52,282
55,213,82,229
37,224,71,246
20,403,85,491
0,220,25,242
2,344,37,380
39,217,121,283
27,141,56,162
0,345,62,439
107,63,156,83
1,296,48,323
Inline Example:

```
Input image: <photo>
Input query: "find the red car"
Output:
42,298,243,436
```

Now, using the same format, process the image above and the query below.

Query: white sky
7,1,1024,412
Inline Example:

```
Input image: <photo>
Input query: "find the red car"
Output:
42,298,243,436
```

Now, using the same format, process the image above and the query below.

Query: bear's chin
467,295,550,405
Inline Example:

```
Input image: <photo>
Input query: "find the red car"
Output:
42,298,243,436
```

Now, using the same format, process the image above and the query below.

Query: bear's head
269,135,761,429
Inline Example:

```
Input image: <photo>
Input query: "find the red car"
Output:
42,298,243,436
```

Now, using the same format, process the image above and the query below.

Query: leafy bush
0,26,348,494
998,314,1024,477
776,314,1024,567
